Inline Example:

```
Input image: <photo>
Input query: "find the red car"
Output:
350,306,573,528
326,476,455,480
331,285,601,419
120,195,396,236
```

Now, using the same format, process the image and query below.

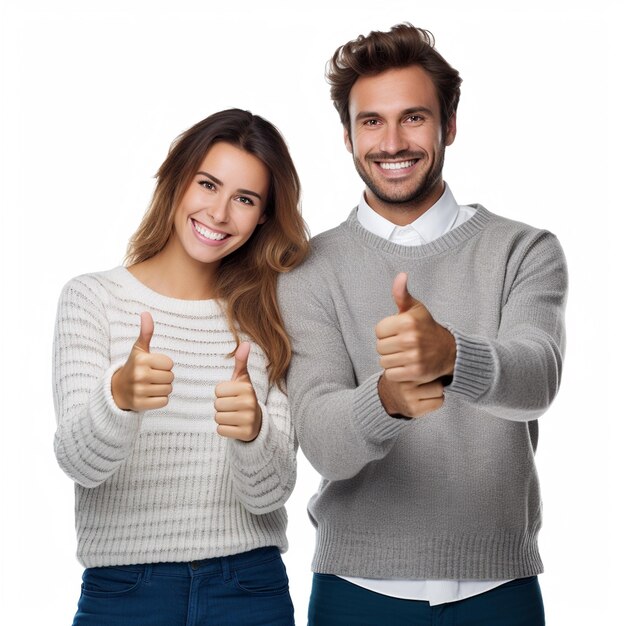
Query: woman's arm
52,275,142,488
218,346,297,515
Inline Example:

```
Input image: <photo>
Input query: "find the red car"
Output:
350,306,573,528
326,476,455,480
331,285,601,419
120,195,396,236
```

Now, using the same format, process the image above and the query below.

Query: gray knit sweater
277,205,567,580
53,267,295,568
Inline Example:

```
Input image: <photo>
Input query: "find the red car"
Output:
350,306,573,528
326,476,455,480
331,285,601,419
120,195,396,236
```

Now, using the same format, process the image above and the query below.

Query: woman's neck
128,240,218,301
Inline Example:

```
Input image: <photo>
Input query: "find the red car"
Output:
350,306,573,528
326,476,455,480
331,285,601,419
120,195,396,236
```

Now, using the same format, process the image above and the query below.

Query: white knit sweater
53,266,295,568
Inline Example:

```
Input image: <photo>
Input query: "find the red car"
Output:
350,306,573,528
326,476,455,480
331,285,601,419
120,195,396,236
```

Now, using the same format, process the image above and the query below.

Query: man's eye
406,115,423,123
364,119,380,126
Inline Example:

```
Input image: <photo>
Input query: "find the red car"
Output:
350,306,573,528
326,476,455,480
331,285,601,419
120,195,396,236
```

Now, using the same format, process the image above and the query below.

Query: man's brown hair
326,23,462,133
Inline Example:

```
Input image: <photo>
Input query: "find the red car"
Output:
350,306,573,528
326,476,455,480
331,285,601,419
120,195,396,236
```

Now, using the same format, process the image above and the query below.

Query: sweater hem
311,525,543,581
77,535,289,569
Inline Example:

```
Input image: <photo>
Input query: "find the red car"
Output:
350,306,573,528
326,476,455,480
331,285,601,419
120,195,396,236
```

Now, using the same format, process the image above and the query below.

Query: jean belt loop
221,556,232,582
143,564,152,585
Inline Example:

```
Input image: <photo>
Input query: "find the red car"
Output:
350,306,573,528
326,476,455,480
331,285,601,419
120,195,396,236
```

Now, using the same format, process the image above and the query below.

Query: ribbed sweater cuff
445,327,495,401
228,402,277,468
90,364,142,442
353,372,412,443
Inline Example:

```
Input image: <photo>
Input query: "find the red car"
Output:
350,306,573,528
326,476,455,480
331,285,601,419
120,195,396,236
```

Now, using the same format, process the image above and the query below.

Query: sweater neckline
344,204,491,259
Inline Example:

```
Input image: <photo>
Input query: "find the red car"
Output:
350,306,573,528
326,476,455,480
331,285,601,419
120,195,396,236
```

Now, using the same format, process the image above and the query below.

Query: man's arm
278,268,414,481
445,231,567,420
379,231,567,422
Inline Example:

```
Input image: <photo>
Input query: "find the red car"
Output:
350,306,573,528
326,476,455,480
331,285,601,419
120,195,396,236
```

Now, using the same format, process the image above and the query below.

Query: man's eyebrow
354,106,434,121
354,111,381,121
197,171,263,200
402,106,434,116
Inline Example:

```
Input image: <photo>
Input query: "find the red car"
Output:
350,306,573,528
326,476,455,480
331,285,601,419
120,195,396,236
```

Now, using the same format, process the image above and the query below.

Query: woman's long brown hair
125,109,309,385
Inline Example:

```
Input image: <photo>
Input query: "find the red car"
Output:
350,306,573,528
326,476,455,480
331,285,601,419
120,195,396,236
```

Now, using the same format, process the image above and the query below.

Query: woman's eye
199,180,215,190
237,196,254,206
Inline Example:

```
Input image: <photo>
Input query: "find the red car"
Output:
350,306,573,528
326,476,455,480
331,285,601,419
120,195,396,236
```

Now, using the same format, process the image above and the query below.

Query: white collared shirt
342,185,510,605
356,183,475,245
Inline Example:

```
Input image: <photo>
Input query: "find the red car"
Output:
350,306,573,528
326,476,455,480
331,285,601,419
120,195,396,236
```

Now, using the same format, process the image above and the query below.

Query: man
278,23,566,625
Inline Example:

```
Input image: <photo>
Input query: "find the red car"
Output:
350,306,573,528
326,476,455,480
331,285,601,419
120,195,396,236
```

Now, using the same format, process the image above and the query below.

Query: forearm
290,371,411,480
445,232,567,421
278,269,412,481
54,365,142,487
53,277,141,487
446,326,563,421
227,389,297,514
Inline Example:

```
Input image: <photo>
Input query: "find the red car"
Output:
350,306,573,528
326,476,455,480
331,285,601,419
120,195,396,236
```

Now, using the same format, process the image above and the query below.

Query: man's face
345,65,456,224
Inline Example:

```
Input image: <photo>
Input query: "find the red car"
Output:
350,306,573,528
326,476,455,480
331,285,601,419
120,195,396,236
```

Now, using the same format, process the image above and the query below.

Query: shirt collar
357,184,461,245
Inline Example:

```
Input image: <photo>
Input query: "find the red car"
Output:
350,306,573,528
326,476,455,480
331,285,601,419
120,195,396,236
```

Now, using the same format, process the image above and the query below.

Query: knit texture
277,205,567,580
53,266,296,568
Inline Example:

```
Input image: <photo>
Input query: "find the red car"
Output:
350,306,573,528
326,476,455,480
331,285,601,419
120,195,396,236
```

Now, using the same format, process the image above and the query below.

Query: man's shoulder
475,205,558,247
277,214,356,292
299,215,356,263
474,206,565,270
310,219,354,252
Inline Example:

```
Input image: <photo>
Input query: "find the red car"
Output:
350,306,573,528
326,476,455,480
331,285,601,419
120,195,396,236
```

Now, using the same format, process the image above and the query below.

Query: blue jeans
72,547,294,626
308,574,545,626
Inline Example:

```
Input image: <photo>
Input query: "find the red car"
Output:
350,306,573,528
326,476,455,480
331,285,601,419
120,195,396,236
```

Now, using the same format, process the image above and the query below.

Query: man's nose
379,124,409,155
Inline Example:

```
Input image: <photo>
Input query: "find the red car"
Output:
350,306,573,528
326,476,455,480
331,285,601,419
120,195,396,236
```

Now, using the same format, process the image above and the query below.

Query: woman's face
171,142,269,268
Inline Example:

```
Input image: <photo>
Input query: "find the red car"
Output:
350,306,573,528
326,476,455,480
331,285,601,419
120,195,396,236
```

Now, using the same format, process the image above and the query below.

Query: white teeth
193,221,228,240
380,160,417,170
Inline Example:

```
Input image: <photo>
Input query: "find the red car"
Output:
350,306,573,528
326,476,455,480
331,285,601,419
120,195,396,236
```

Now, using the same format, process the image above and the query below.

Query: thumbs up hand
214,342,262,442
111,312,175,411
374,273,456,418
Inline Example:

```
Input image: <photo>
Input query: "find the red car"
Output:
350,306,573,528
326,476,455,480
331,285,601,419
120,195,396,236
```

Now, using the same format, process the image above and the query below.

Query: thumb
392,272,419,313
231,342,251,381
134,312,154,352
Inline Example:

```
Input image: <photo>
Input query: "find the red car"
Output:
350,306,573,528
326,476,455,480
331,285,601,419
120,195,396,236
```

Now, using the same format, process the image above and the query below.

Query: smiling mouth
378,159,418,170
192,219,229,241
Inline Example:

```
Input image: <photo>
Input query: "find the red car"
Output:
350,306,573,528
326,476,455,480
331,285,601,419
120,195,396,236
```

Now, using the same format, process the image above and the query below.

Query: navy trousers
308,574,545,626
72,546,295,626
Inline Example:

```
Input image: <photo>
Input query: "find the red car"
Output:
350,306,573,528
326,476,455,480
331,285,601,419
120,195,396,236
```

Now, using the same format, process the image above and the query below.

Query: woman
52,109,309,625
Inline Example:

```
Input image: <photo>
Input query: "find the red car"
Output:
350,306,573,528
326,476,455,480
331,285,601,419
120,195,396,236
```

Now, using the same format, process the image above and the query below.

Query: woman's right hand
111,312,174,411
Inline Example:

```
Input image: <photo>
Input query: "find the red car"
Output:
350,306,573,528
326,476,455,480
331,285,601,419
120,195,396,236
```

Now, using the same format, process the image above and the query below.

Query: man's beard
353,148,446,209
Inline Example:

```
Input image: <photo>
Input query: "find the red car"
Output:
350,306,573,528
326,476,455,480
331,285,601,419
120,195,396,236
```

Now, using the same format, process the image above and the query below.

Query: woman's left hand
214,342,262,442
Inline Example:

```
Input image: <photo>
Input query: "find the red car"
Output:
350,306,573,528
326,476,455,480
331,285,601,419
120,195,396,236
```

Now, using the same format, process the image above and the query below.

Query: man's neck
365,180,445,226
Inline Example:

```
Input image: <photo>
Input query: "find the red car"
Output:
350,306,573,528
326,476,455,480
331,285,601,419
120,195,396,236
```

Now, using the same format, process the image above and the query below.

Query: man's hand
111,312,175,411
214,342,262,442
375,273,456,418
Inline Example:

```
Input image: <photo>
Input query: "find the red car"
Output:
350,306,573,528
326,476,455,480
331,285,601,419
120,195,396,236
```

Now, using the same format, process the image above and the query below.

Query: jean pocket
81,566,144,598
233,555,289,596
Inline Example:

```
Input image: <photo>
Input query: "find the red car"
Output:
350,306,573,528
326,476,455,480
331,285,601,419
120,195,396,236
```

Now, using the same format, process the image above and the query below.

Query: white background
1,0,624,624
